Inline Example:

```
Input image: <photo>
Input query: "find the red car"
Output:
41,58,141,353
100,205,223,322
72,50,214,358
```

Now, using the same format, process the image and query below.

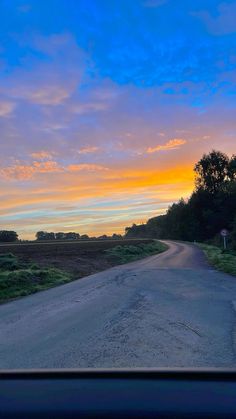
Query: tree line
0,229,123,242
125,150,236,249
35,232,122,241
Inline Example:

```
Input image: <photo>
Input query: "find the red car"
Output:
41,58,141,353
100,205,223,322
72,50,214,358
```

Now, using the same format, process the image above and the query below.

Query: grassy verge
197,243,236,276
105,240,168,264
0,253,71,303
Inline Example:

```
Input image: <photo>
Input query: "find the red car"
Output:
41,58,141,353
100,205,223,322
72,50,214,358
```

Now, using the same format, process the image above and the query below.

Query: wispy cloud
67,164,108,172
77,146,99,155
70,102,108,114
3,33,85,107
193,2,236,35
0,100,15,117
0,161,109,181
11,85,72,106
0,161,62,181
30,151,54,160
146,138,187,154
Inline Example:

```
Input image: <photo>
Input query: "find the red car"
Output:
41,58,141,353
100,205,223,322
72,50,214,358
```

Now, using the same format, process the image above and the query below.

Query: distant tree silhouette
36,231,80,241
0,230,18,242
55,232,66,240
97,235,108,240
36,231,55,241
112,233,123,239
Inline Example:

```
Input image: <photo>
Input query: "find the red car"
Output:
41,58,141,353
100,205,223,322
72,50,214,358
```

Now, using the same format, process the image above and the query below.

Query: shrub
0,253,19,270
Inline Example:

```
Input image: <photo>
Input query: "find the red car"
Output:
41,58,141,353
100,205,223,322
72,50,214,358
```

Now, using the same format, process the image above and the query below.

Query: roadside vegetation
0,253,71,303
197,243,236,277
105,240,168,264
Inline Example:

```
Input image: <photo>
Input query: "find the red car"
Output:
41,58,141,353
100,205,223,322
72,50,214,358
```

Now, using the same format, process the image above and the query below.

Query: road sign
220,229,229,250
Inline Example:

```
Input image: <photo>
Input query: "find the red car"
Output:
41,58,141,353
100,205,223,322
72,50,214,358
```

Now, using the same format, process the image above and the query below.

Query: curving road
1,241,236,368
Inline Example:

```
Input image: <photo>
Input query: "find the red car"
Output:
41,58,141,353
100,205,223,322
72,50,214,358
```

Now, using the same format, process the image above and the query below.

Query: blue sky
0,0,236,238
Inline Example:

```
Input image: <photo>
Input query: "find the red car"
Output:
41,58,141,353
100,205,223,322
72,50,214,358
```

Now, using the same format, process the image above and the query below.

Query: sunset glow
1,0,236,239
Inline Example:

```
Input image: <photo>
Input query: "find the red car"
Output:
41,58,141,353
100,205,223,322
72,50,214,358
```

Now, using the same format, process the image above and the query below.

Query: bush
105,240,168,264
0,253,72,302
0,253,19,270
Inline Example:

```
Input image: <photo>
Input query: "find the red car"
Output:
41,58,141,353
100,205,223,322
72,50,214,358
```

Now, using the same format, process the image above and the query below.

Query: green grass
0,253,71,303
105,240,168,264
197,243,236,276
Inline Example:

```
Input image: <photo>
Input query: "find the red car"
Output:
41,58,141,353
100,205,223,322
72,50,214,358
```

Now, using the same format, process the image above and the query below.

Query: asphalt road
1,241,236,368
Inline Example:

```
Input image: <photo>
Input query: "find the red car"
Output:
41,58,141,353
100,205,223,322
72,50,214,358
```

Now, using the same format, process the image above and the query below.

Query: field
0,239,167,303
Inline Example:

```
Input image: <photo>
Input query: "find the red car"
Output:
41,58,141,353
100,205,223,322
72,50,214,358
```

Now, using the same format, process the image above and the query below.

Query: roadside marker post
220,229,229,250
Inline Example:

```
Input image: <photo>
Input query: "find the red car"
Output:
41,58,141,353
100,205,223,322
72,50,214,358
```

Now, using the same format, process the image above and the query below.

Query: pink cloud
77,146,99,155
0,100,15,117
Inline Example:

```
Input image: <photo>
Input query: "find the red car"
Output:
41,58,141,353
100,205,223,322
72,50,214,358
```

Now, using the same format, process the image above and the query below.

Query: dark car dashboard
1,369,236,418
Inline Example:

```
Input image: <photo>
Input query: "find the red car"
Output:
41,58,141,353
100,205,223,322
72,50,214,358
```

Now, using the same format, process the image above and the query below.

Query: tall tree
228,155,236,181
194,150,230,193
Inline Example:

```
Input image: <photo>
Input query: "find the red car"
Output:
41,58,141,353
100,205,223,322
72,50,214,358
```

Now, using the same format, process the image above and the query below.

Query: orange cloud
146,138,187,153
77,146,99,154
0,161,63,180
67,164,108,172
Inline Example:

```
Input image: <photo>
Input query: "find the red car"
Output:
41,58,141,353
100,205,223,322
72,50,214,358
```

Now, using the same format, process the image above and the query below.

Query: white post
223,236,227,250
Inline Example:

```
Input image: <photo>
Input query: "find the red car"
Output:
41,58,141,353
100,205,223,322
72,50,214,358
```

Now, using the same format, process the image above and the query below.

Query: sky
0,0,236,239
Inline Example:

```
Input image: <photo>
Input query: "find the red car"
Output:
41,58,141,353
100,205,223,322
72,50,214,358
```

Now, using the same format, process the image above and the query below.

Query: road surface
1,241,236,368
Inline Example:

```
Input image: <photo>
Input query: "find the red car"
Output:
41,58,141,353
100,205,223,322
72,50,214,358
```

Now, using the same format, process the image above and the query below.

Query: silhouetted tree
0,230,18,242
228,155,236,181
55,232,66,240
64,232,80,240
194,150,230,194
36,231,55,240
112,234,123,239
